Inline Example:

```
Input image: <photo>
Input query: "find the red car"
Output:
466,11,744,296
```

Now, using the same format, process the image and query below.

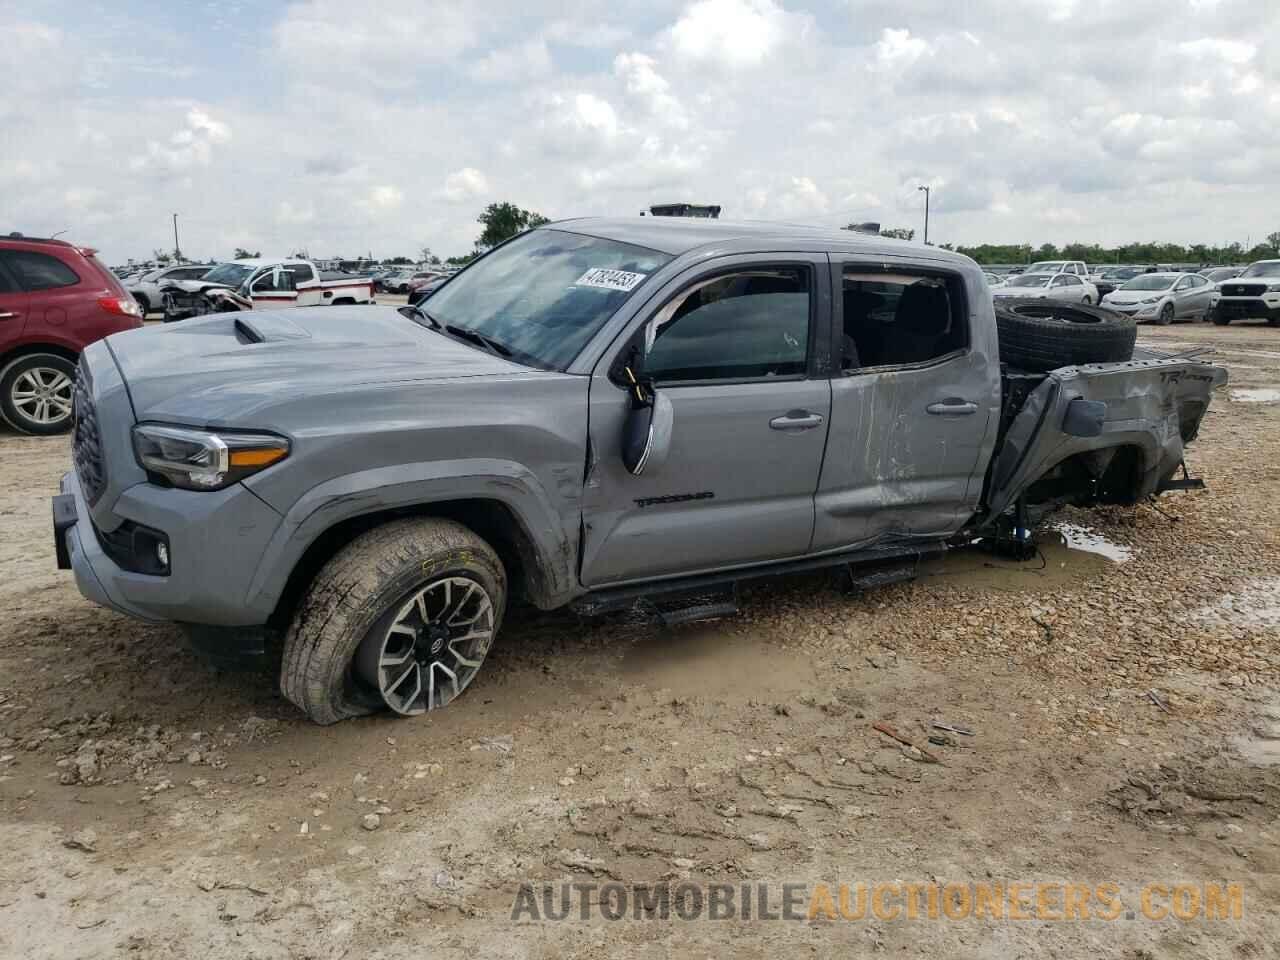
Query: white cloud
872,28,933,70
1177,37,1256,64
442,167,490,202
366,185,404,211
668,0,810,69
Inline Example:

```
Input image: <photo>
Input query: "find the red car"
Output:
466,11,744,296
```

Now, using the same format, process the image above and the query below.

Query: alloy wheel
354,575,495,715
11,366,73,427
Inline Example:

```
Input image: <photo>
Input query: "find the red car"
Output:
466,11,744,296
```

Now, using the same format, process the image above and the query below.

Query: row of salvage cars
986,259,1280,326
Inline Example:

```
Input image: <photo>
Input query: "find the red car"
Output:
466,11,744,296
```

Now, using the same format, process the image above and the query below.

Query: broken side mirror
619,361,673,477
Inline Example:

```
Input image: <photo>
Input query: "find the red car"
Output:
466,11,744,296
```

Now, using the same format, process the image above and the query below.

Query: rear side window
1,251,80,290
644,269,811,383
840,268,967,372
287,263,315,282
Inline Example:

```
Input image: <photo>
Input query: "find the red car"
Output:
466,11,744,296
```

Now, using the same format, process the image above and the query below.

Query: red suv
0,234,143,435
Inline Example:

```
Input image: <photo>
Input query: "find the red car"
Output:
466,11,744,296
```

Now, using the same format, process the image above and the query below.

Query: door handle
769,410,824,431
927,399,978,415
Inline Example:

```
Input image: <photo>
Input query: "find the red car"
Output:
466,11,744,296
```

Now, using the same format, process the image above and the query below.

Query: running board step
653,587,739,627
845,559,919,592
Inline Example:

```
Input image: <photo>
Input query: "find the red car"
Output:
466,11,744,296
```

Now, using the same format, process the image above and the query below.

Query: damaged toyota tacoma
53,219,1227,724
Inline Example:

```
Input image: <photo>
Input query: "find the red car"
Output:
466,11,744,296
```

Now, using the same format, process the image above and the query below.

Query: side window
251,268,289,292
1174,277,1191,291
287,263,315,283
840,268,966,371
1064,276,1081,286
0,251,79,290
642,268,810,383
0,263,16,294
1051,276,1069,287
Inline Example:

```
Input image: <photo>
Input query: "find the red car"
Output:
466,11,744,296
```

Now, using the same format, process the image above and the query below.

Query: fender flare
242,458,579,617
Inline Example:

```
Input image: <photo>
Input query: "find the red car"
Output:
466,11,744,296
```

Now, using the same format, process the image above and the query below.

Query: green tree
1266,231,1280,254
475,202,550,251
232,247,261,259
419,245,441,265
152,249,172,264
445,252,479,266
879,227,915,241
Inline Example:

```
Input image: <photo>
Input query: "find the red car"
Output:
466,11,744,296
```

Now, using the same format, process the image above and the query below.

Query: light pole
917,185,930,245
172,213,181,262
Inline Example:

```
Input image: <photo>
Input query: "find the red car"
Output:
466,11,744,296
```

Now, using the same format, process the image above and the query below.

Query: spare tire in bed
994,301,1137,373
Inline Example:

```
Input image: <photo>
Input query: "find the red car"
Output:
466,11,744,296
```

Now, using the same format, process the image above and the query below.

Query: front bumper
56,467,285,626
1214,298,1280,321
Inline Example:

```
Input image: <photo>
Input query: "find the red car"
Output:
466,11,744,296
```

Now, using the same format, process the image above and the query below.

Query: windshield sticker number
574,268,647,293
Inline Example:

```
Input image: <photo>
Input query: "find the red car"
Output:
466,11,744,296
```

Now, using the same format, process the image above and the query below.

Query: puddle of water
922,523,1127,592
618,627,816,700
1193,577,1280,629
1051,523,1134,563
1230,388,1280,403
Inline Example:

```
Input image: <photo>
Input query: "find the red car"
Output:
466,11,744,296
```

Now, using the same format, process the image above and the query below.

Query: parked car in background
1100,272,1214,325
1092,266,1146,301
992,272,1099,304
982,271,1005,288
0,235,143,434
159,258,375,321
1210,260,1280,326
407,275,449,306
1024,260,1090,277
1199,266,1244,284
125,263,214,317
405,271,447,294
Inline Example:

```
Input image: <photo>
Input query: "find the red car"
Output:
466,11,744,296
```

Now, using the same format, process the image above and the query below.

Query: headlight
1140,296,1163,304
1267,284,1280,292
132,424,289,491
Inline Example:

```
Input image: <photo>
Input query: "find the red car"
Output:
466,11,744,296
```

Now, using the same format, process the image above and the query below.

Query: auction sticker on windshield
574,268,648,292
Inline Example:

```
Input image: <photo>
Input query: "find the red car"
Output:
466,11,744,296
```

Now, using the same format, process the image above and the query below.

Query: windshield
1103,268,1139,279
202,263,255,286
1120,275,1176,291
1027,261,1064,273
1240,261,1280,278
1008,275,1052,288
423,229,671,370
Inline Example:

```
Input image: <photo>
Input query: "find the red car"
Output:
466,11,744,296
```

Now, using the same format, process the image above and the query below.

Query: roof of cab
547,216,973,266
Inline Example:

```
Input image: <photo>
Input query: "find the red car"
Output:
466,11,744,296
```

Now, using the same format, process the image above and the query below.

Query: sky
3,0,1278,265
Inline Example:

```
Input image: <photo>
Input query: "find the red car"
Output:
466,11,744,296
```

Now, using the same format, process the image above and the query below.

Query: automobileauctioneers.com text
511,881,1245,923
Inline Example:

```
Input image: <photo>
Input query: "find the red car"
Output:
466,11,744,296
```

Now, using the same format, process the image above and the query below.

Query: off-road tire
280,518,506,725
994,301,1137,373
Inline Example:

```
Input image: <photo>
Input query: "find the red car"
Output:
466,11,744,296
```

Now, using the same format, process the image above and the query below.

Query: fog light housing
156,541,170,571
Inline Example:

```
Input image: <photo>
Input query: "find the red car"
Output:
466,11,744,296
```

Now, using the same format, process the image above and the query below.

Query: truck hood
104,305,528,425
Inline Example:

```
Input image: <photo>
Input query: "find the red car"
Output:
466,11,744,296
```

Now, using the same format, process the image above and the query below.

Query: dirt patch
0,322,1278,958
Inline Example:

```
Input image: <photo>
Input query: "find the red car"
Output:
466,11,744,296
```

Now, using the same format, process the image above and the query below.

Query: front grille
1221,283,1267,297
72,370,107,506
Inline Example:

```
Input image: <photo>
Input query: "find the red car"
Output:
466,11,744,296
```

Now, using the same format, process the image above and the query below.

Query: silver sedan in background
1100,272,1214,324
992,272,1099,304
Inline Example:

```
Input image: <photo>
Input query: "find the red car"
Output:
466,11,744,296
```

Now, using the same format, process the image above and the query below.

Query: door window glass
0,251,79,290
840,269,966,371
643,269,810,383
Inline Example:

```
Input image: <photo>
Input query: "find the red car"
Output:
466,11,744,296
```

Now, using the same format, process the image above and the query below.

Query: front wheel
280,518,506,725
1157,303,1174,326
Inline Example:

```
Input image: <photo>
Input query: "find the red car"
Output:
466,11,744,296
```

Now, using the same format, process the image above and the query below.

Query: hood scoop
234,315,312,344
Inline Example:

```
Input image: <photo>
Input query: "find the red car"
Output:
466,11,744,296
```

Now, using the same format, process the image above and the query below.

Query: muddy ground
0,322,1277,959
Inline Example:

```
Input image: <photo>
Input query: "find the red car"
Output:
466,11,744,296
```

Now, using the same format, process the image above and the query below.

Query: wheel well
267,498,545,630
1022,444,1146,508
0,343,79,371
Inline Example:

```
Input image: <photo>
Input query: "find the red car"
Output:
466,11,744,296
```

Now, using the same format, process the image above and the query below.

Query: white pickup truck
160,258,374,321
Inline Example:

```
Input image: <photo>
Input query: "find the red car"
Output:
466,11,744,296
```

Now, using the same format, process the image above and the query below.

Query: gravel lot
0,321,1277,959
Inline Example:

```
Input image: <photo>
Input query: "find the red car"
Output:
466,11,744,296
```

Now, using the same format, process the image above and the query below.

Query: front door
0,259,30,353
248,265,299,308
812,259,1000,551
581,255,832,586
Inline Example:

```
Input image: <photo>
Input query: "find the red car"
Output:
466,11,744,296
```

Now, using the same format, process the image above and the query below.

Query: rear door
286,262,324,306
580,254,832,586
813,259,1000,550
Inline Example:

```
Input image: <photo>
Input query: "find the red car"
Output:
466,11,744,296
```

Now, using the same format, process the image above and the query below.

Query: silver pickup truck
52,219,1226,724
